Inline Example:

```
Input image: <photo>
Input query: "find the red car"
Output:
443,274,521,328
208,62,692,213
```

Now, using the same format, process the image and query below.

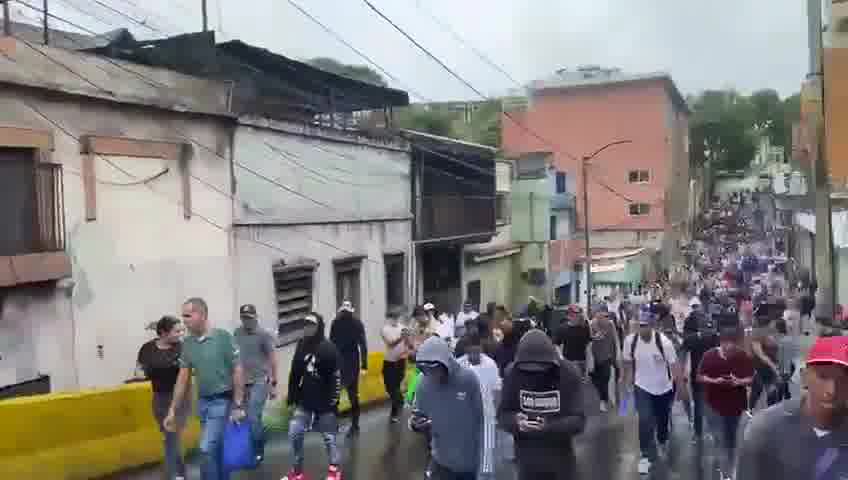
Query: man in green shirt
165,297,245,480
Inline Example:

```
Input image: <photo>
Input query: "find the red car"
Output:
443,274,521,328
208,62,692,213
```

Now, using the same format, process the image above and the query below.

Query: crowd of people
130,191,847,480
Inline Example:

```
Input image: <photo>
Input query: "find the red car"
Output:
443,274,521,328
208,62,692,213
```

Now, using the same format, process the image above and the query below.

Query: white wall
234,220,412,393
234,118,410,224
0,91,235,390
231,122,412,392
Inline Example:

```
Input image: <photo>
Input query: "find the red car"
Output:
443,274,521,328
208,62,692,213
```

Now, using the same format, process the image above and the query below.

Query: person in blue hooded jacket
409,337,493,480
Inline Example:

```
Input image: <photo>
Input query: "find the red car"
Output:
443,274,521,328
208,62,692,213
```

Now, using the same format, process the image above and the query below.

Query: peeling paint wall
231,122,412,393
0,88,235,390
234,221,412,394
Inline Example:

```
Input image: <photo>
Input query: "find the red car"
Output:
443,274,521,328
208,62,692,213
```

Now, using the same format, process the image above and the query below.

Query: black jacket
329,311,368,387
682,312,718,382
287,316,341,414
494,319,532,376
498,330,586,474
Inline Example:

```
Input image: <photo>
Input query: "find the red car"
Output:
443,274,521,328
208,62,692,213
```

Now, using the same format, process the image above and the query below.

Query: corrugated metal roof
0,37,233,117
8,21,123,50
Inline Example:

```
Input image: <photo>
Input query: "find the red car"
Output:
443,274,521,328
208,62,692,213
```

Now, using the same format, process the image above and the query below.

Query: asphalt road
109,403,727,480
112,335,817,480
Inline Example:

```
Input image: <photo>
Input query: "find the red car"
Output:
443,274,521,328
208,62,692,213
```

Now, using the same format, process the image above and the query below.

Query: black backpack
630,331,671,380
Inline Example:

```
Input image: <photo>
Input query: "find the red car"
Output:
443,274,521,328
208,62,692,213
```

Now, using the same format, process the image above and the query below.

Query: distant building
502,65,692,281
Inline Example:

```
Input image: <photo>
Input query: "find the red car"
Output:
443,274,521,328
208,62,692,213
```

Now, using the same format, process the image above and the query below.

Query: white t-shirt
623,332,678,395
382,323,407,362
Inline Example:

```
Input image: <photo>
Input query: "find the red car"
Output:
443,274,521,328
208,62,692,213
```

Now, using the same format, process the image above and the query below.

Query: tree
393,108,455,137
689,89,758,171
306,57,388,87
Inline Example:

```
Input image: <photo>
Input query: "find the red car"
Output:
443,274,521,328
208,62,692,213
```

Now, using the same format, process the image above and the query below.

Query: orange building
502,67,691,276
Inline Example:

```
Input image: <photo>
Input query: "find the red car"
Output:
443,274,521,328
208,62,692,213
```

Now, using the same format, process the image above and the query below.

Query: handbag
222,420,258,472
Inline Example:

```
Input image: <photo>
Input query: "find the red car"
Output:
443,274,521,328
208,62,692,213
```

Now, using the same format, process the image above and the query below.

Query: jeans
519,467,571,480
634,386,675,461
344,379,361,428
749,368,777,409
245,381,269,458
153,392,189,480
691,381,705,436
288,407,340,470
383,359,406,418
198,395,232,480
591,360,613,403
706,406,741,473
431,462,476,480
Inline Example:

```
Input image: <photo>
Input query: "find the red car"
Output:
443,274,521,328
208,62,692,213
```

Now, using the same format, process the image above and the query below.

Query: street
114,402,730,480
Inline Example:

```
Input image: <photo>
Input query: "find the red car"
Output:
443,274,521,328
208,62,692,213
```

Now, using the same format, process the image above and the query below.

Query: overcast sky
31,0,810,101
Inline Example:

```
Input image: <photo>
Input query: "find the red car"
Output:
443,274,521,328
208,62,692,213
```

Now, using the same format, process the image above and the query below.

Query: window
555,172,567,193
384,254,405,311
550,215,558,240
335,257,362,312
272,261,316,346
496,192,511,224
628,170,650,183
629,203,651,216
0,149,65,257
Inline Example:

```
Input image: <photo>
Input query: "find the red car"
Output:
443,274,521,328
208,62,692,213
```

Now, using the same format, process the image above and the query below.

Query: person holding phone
498,329,586,480
697,327,754,480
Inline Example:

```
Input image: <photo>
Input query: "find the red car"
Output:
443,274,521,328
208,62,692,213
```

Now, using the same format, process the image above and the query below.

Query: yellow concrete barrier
0,382,201,480
338,351,397,412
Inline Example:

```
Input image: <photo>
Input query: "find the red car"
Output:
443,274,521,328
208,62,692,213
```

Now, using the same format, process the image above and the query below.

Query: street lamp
582,140,633,313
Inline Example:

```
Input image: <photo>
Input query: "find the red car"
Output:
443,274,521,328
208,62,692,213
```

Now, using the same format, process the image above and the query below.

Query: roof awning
590,263,627,273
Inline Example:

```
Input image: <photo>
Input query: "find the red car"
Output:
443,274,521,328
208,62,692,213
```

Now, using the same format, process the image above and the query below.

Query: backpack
630,331,671,380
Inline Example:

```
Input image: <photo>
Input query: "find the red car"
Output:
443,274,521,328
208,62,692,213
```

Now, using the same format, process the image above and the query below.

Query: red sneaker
326,464,343,480
282,469,307,480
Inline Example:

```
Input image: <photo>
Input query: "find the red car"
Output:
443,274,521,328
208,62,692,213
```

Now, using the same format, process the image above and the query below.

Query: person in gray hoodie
409,336,493,480
498,329,587,480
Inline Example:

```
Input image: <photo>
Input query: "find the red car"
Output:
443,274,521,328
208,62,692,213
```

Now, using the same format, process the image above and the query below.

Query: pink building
503,67,691,292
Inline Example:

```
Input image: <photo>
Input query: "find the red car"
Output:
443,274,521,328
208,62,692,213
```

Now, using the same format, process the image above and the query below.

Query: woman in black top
136,316,191,480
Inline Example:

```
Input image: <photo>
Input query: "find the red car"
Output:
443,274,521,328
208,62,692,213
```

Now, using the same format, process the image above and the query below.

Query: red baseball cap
806,337,848,368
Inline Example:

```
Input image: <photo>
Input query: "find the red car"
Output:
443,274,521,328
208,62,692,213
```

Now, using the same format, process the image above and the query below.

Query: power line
285,0,431,102
410,0,521,87
86,0,165,33
55,0,118,29
19,97,296,258
358,0,650,208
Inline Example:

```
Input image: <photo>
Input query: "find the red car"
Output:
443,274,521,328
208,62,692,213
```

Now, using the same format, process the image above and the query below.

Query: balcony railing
417,195,496,241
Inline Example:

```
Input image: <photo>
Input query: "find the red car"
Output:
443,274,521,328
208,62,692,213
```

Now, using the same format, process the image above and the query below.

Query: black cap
239,304,257,319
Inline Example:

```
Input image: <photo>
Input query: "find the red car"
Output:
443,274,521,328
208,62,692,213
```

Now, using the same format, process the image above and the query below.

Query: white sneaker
600,401,609,413
658,442,669,459
638,457,652,475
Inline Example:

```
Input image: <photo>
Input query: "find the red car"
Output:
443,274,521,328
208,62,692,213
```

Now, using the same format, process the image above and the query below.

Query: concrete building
549,168,578,305
0,36,236,392
502,66,692,270
463,161,520,311
232,118,413,361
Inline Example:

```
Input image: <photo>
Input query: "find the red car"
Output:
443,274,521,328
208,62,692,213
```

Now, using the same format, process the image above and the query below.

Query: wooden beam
0,252,72,287
0,126,52,150
83,135,183,160
82,153,96,221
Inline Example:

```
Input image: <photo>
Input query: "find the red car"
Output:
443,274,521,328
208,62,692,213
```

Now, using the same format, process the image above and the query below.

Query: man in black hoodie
681,303,718,440
284,312,343,480
329,300,368,436
498,329,587,480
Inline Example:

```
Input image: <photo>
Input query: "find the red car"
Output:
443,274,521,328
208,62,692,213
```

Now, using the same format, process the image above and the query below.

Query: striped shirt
457,354,500,475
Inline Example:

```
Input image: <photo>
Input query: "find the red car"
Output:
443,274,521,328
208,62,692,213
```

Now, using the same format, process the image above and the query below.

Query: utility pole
2,0,10,37
42,0,48,45
580,139,633,314
808,0,836,328
201,0,208,32
581,156,592,313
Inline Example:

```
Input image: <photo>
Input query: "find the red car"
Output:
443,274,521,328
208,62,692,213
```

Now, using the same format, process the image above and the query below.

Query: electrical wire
86,0,165,33
285,0,431,102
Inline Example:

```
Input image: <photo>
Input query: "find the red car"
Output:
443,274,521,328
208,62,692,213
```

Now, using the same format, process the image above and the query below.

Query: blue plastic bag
222,420,257,472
